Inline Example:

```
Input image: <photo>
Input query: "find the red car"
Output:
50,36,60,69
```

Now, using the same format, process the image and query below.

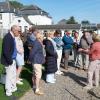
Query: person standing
29,32,45,95
62,31,73,70
54,30,64,75
83,34,100,89
72,32,81,69
43,31,58,83
15,31,24,85
1,25,20,96
78,31,93,71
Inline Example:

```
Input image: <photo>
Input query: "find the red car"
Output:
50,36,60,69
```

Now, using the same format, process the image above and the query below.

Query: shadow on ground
63,71,87,87
88,90,100,99
21,63,33,87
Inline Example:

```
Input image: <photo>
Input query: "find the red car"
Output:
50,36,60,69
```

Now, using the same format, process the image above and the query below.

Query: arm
2,36,13,65
16,38,24,54
30,41,38,57
81,44,95,54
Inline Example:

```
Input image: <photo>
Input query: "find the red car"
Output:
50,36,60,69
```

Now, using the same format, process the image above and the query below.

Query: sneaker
6,91,12,96
55,71,60,75
35,90,44,95
16,80,23,85
11,87,17,92
47,81,55,84
55,71,63,75
19,78,23,81
59,71,64,75
83,85,93,90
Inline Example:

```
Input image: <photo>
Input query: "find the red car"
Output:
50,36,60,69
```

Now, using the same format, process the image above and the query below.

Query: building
20,5,52,25
0,1,52,36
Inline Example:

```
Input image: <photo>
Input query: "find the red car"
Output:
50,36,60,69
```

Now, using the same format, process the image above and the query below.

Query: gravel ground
19,56,100,100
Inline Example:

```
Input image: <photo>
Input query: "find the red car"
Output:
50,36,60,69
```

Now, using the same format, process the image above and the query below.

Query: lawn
0,38,33,100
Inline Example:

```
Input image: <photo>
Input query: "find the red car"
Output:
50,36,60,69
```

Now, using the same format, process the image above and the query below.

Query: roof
97,24,100,29
0,2,52,18
20,5,52,18
32,24,81,30
21,5,41,11
0,2,16,13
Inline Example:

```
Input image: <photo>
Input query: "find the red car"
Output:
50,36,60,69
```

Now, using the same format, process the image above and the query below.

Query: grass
0,64,33,100
0,38,33,100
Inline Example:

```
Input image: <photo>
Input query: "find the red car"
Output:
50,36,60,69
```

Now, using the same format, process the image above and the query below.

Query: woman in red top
83,34,100,90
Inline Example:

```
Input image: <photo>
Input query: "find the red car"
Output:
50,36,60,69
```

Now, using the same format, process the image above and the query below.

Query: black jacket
1,33,15,66
43,39,57,74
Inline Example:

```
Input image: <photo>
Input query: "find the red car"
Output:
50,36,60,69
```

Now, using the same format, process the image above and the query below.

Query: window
24,26,28,32
0,13,2,20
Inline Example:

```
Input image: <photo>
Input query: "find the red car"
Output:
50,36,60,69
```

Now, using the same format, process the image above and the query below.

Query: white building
0,2,52,35
20,5,52,26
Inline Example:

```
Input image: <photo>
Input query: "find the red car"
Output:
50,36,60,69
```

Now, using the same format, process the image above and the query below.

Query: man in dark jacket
1,25,20,96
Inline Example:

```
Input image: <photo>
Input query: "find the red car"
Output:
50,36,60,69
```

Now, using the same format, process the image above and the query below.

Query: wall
28,15,52,25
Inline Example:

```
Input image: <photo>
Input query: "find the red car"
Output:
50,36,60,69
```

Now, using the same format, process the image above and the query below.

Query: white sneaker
83,85,93,90
47,81,55,84
6,91,12,96
59,71,63,75
16,80,23,85
11,87,17,92
19,78,23,81
55,71,63,75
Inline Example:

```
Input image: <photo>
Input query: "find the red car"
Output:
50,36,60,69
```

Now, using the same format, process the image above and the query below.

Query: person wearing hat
83,34,100,90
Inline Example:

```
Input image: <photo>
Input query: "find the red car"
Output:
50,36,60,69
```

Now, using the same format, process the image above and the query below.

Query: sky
19,0,100,24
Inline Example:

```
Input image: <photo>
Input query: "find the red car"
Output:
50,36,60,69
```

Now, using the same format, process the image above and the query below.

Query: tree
9,0,24,9
66,16,78,24
81,20,90,25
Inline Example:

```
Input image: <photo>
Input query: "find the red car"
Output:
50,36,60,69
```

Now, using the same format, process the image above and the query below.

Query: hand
83,49,89,53
78,48,83,52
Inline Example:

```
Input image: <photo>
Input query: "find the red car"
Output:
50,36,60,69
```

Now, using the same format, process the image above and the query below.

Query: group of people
1,24,100,96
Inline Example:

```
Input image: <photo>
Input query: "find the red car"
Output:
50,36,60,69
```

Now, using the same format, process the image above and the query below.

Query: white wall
11,16,30,32
97,30,100,34
2,13,14,29
28,15,52,25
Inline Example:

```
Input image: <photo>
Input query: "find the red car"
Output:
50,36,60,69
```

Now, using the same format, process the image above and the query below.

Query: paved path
19,57,100,100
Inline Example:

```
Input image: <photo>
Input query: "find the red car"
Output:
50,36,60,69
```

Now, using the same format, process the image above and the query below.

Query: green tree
66,16,78,24
9,0,24,9
81,20,90,25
